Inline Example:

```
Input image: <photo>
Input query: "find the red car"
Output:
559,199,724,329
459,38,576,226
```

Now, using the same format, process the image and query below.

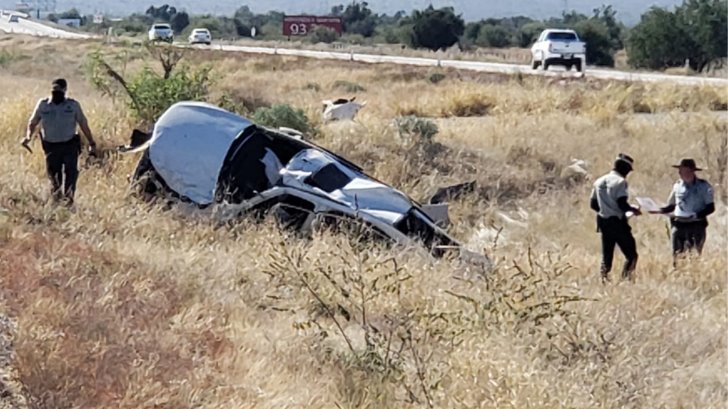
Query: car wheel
542,61,549,71
575,61,583,73
566,64,573,71
531,59,540,70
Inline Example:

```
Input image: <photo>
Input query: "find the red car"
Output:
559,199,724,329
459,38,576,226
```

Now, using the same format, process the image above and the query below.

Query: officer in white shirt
589,153,642,282
21,79,97,206
650,158,715,261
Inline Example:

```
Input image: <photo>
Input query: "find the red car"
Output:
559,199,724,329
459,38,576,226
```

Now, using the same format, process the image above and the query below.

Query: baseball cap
51,78,67,92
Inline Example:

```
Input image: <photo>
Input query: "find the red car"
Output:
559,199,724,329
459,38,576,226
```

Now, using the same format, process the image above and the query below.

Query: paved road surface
210,43,727,86
1,14,726,87
0,12,90,39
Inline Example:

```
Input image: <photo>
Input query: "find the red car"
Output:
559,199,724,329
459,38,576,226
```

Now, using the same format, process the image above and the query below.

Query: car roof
192,28,209,31
543,28,577,33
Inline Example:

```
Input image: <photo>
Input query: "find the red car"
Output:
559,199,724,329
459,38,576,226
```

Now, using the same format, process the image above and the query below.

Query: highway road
1,13,726,87
0,12,90,39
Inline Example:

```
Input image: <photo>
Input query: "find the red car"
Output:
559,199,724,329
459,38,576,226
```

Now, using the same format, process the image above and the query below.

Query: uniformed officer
589,153,642,282
21,79,97,206
649,158,715,259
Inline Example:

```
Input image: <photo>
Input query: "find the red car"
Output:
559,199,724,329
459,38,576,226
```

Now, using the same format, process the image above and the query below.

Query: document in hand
635,197,662,213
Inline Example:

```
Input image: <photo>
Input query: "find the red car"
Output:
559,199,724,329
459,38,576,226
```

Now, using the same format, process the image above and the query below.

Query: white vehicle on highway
148,23,174,43
188,28,211,45
531,29,586,72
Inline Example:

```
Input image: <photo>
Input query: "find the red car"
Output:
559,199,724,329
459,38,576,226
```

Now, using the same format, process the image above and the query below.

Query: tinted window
546,32,577,41
304,163,351,193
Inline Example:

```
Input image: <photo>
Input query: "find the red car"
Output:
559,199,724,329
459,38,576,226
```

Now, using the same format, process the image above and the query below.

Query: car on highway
530,29,586,72
148,23,173,43
188,28,211,45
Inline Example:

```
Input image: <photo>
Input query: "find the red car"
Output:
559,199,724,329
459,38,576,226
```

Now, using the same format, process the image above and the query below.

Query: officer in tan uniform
589,153,642,282
650,158,715,261
21,79,97,205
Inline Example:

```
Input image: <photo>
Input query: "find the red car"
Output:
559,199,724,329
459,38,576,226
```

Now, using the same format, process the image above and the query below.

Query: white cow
322,97,366,122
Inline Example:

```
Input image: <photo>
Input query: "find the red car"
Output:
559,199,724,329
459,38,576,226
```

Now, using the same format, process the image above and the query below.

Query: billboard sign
282,15,342,36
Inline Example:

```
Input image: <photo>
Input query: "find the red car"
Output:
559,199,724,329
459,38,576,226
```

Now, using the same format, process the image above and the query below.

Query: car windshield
193,29,208,34
546,31,577,41
153,24,170,29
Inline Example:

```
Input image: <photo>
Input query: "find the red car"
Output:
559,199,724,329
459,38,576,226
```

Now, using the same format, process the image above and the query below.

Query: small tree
341,1,378,37
627,7,696,69
169,12,189,33
309,26,339,44
676,0,728,71
476,24,511,48
408,6,465,51
516,21,546,47
88,44,212,125
574,19,615,66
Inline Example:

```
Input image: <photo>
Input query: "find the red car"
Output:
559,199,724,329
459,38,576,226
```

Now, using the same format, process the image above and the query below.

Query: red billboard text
282,16,343,36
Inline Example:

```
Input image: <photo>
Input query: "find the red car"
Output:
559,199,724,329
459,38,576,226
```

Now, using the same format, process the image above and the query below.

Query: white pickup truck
530,29,586,72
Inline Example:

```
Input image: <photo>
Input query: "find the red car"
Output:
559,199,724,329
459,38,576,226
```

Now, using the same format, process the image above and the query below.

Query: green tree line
66,0,726,71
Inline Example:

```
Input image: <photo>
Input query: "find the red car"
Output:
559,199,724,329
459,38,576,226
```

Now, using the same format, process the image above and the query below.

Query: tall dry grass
0,36,726,408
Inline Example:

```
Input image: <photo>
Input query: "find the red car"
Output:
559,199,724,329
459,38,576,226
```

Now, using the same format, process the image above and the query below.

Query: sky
1,0,686,25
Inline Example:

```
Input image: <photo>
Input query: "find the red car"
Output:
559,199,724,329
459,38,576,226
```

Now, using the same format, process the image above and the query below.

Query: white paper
635,197,662,213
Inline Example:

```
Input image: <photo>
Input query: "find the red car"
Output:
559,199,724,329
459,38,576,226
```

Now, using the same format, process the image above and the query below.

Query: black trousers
41,136,80,204
597,216,638,279
671,221,707,256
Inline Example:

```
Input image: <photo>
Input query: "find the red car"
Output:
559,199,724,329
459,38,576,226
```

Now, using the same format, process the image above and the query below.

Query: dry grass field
0,35,726,408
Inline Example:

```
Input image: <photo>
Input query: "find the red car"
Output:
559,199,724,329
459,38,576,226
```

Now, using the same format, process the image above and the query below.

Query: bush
476,24,511,48
395,115,439,144
87,46,213,124
128,65,211,122
309,26,339,44
627,1,727,71
332,80,366,93
408,6,465,51
427,72,446,84
574,19,615,67
253,104,311,133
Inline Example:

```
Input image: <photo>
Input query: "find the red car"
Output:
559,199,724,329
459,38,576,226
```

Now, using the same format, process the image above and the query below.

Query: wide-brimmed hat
616,153,634,169
672,158,702,171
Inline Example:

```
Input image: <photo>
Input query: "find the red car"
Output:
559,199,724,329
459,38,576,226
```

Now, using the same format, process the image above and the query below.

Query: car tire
531,59,540,70
541,61,549,71
575,60,583,73
566,64,573,71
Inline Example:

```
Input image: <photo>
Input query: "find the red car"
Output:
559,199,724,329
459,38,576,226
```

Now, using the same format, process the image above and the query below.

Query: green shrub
308,26,339,44
253,104,311,133
332,80,366,93
427,72,446,84
87,46,213,124
395,115,439,143
125,65,211,123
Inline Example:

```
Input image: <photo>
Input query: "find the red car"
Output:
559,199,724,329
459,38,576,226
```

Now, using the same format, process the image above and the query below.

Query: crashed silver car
122,101,488,265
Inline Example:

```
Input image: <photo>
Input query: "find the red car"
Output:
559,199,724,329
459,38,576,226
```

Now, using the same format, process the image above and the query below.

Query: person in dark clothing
21,79,97,206
589,153,642,282
649,159,715,264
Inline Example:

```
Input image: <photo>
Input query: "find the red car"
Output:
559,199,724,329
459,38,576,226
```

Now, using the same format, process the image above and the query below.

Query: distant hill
0,0,684,25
